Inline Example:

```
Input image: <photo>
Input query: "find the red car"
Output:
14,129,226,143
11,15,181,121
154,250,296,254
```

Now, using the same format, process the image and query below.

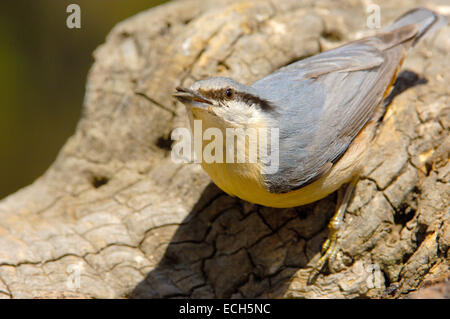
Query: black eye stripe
237,92,273,111
197,88,273,111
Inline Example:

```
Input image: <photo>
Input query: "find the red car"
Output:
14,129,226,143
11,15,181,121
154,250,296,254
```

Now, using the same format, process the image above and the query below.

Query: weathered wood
0,0,448,298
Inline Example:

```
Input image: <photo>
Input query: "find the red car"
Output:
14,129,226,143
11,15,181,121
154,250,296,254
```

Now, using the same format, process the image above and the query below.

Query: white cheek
216,101,261,126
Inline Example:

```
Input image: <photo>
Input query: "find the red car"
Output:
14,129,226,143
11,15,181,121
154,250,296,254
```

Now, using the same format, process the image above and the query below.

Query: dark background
0,0,168,199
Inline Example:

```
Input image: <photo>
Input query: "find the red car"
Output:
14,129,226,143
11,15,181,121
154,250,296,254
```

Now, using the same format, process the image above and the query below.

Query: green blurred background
0,0,168,199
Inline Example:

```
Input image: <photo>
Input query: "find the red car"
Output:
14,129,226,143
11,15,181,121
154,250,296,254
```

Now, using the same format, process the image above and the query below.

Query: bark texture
0,0,448,299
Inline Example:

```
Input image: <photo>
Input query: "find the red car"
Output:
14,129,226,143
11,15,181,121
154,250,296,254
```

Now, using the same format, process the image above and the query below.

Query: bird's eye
225,88,233,98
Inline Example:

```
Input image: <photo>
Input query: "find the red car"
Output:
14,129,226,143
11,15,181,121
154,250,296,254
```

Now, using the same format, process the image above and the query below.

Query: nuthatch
174,8,446,282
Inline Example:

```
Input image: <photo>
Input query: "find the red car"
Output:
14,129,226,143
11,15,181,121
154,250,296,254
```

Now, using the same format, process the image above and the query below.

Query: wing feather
253,26,418,193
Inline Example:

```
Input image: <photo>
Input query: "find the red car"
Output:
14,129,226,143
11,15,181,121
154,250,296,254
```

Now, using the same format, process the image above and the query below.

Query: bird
173,8,446,283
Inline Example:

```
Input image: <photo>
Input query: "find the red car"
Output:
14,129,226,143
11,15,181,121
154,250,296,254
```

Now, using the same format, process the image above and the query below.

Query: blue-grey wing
252,25,420,193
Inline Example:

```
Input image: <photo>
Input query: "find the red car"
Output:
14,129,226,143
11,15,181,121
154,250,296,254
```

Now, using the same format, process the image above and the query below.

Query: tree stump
0,0,448,299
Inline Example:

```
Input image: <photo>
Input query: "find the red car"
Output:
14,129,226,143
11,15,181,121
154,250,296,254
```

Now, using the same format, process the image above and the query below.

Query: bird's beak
173,87,213,109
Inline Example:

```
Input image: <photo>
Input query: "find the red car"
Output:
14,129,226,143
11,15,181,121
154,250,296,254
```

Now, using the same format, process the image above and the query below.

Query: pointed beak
173,87,213,109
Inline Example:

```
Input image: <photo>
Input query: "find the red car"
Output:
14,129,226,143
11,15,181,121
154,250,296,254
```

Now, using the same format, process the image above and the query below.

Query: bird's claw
308,231,339,284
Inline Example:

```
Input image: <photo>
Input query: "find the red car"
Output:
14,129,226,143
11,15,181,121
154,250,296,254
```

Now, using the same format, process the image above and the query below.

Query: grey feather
253,8,443,193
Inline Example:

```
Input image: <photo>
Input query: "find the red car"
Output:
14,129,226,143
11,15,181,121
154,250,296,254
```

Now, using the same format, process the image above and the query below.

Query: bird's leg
308,176,358,284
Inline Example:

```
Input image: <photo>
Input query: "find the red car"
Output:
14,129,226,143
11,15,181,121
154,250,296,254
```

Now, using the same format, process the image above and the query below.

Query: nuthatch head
174,77,273,129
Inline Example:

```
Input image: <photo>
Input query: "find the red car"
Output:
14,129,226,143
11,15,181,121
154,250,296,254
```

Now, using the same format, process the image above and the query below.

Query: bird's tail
385,7,447,46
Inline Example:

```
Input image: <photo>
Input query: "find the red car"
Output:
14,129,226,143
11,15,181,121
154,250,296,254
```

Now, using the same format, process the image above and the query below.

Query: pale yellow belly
201,116,377,208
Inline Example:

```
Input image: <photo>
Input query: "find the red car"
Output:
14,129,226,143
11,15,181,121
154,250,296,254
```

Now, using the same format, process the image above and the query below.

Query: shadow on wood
132,183,336,298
